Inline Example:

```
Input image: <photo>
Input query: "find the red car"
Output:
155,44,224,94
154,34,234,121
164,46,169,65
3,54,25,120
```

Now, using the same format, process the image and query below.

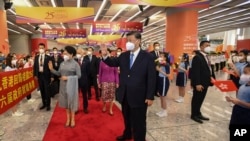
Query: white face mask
76,54,81,59
87,51,92,55
155,46,160,51
11,60,17,66
117,52,121,56
204,46,211,53
232,56,239,63
247,56,250,62
126,42,135,51
240,74,250,84
63,55,70,61
53,51,57,54
39,49,44,54
238,56,244,61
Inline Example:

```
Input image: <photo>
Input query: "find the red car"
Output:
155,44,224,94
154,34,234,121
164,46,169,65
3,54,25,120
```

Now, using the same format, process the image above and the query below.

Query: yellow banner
56,38,87,45
111,0,209,7
87,35,121,42
16,7,94,23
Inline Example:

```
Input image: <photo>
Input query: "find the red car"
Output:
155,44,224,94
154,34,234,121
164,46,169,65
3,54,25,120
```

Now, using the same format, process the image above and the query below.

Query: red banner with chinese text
0,68,38,115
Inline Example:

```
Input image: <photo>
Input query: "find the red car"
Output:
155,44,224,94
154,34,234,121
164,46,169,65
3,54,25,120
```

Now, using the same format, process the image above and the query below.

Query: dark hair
117,47,122,51
53,47,57,50
199,41,209,47
183,53,189,70
239,49,249,56
153,42,160,47
64,46,76,56
88,47,94,51
39,43,45,47
25,55,32,61
107,48,111,53
126,31,141,40
5,53,13,67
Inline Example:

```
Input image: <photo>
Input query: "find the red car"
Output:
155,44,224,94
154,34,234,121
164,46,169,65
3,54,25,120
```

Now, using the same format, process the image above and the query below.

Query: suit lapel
198,53,210,71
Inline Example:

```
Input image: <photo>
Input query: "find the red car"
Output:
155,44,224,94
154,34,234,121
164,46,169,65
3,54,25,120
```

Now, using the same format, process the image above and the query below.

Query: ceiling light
76,23,79,29
51,0,56,7
77,0,81,8
144,18,165,28
199,8,230,19
109,5,128,22
19,27,33,33
60,22,66,29
199,21,247,32
198,0,232,13
8,9,16,15
125,5,150,22
94,0,107,21
24,0,32,7
7,21,15,25
149,10,162,19
143,29,165,37
143,24,165,34
8,28,21,34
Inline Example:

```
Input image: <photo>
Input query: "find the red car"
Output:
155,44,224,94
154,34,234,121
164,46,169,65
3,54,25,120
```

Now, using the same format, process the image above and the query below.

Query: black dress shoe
46,107,51,111
191,116,203,124
39,105,46,110
116,135,132,141
198,115,209,120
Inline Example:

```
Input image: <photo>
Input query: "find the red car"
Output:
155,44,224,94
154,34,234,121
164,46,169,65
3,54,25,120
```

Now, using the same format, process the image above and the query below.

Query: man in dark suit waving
33,43,52,111
101,31,156,141
190,41,215,123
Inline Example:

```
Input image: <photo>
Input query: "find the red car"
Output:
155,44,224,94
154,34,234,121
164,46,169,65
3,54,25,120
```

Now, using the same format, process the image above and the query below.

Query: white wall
243,27,250,39
9,34,31,55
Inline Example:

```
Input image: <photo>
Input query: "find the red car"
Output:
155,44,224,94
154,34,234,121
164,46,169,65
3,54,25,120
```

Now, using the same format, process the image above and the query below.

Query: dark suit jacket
51,55,63,79
104,49,156,108
191,51,215,88
33,54,52,81
88,55,100,77
150,51,161,60
79,56,90,87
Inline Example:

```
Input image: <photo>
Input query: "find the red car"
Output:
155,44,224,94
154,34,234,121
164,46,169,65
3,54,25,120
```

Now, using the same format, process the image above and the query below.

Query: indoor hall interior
0,71,233,141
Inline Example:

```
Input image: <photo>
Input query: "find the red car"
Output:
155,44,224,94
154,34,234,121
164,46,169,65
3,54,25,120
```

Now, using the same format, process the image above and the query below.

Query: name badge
39,66,44,72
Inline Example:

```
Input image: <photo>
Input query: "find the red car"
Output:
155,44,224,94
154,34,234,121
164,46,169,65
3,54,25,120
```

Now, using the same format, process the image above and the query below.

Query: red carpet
43,96,124,141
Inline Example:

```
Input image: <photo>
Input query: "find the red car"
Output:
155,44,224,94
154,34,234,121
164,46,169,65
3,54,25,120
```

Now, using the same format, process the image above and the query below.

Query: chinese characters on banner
92,22,143,33
0,68,38,114
42,29,87,38
183,35,198,54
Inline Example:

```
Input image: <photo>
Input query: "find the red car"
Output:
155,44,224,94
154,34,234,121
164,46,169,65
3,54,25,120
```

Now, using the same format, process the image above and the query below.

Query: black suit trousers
191,87,208,117
80,84,88,109
38,73,51,107
88,75,99,98
122,95,147,141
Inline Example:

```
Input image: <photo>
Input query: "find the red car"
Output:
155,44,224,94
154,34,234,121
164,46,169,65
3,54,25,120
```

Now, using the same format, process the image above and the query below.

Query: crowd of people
0,31,250,140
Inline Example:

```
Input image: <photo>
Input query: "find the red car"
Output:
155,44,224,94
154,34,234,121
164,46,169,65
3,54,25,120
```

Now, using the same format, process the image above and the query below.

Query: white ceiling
5,0,250,45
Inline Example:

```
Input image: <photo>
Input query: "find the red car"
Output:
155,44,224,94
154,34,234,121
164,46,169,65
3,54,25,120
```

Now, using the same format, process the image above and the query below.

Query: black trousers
88,75,99,99
80,84,88,110
191,86,208,117
122,96,147,141
215,63,219,72
38,73,51,107
211,64,215,72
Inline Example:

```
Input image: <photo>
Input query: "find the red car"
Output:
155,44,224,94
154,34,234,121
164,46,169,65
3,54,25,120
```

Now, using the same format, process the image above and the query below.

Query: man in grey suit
101,31,156,141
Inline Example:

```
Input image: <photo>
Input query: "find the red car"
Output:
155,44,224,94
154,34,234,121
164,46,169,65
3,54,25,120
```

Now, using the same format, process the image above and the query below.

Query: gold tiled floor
0,71,233,141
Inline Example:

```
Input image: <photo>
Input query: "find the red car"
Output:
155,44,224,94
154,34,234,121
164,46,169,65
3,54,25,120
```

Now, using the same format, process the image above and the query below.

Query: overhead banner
92,22,143,33
15,7,94,23
56,38,87,45
111,0,209,8
88,35,122,42
42,29,87,38
0,68,38,114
